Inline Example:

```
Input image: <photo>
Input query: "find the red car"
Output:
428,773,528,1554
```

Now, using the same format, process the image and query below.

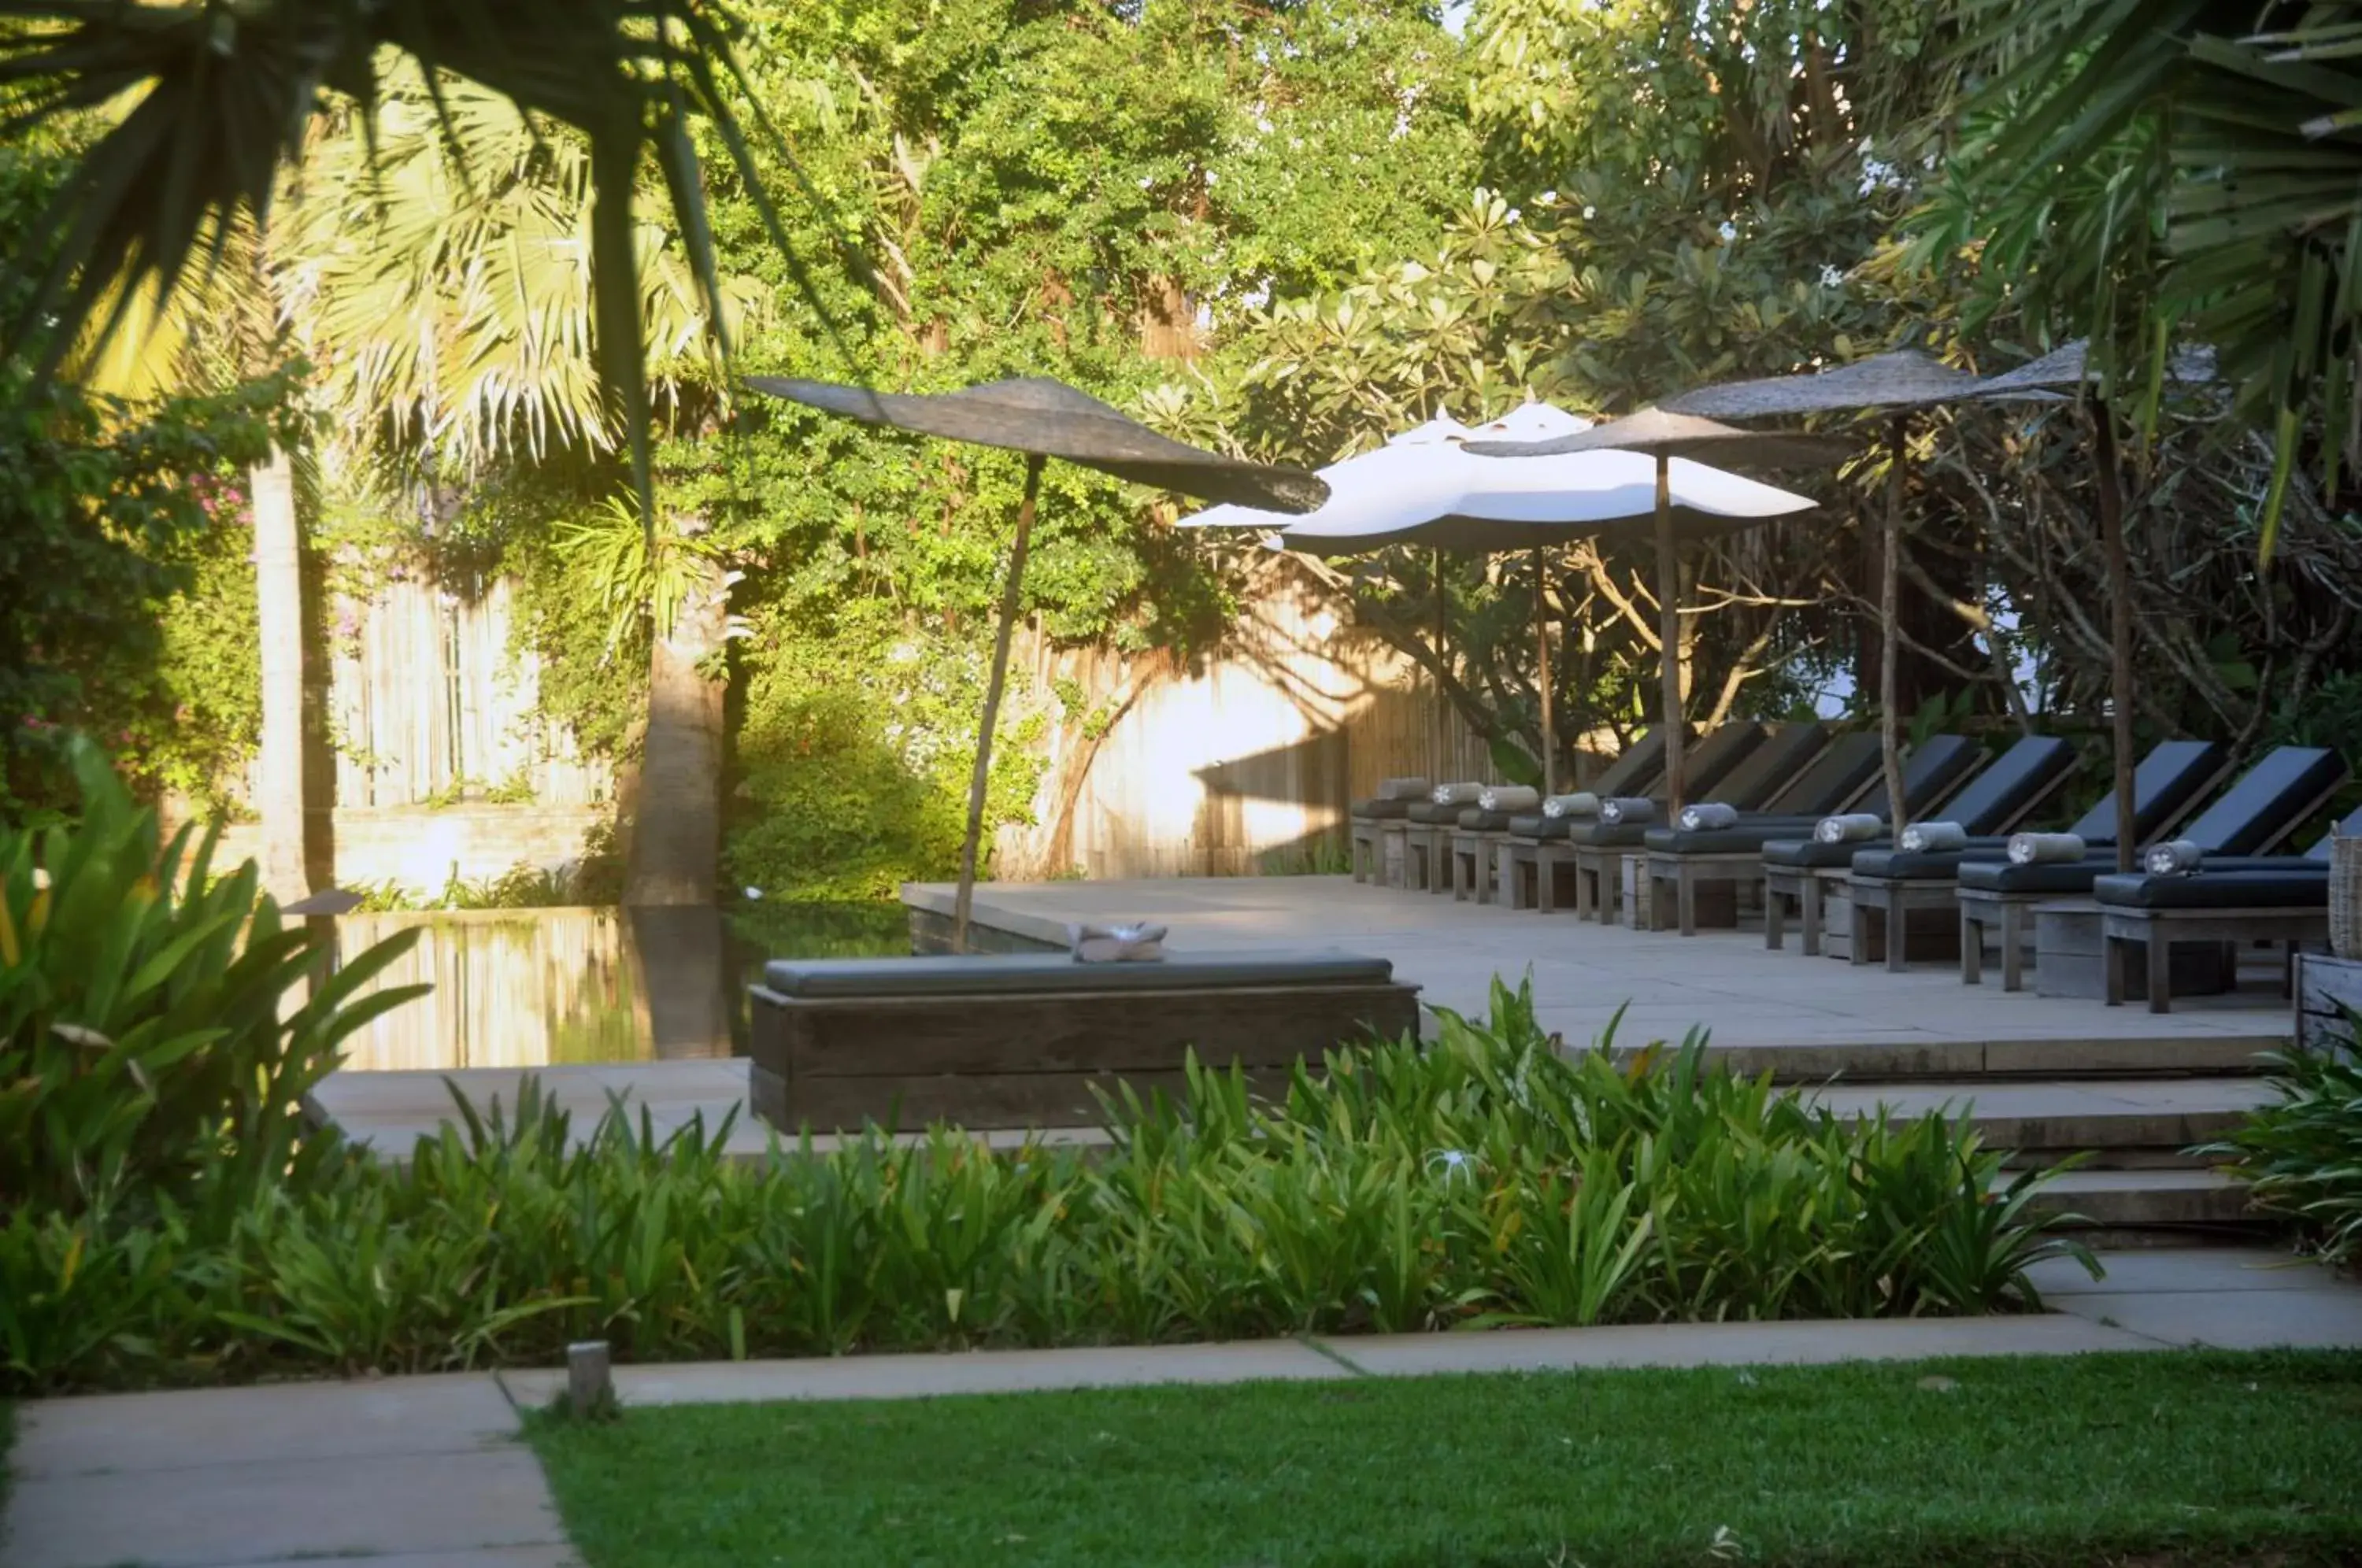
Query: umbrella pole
1878,416,1909,840
1654,454,1685,814
1433,548,1447,781
2094,400,2137,874
953,452,1046,953
1532,547,1556,796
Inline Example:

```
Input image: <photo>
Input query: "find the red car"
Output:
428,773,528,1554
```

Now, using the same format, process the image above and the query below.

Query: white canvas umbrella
1180,405,1817,792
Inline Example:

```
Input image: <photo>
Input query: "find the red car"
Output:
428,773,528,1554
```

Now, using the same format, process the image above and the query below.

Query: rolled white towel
2144,838,2205,877
1541,792,1601,819
1431,782,1483,805
1599,797,1657,825
1814,812,1885,845
1479,784,1540,813
1378,776,1432,801
1679,802,1739,831
1900,821,1968,852
1068,921,1169,963
2007,831,2087,866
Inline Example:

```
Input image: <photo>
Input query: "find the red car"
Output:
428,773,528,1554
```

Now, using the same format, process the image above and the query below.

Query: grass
531,1350,2362,1568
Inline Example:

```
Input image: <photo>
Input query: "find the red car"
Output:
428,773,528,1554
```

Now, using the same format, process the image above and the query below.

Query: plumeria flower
1820,264,1846,289
1716,220,1738,244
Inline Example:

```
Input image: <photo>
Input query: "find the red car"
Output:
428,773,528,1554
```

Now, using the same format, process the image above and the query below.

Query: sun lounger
1957,745,2347,990
2091,805,2362,1012
1554,723,1834,922
749,950,1422,1130
1840,738,2228,978
1760,734,2079,956
1494,723,1761,910
1638,731,1897,934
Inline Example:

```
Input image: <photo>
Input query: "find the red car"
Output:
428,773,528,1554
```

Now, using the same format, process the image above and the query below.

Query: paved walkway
911,875,2292,1069
6,1249,2358,1568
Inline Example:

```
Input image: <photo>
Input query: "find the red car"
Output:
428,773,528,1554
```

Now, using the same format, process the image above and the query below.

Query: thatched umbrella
1662,351,2060,849
1464,409,1852,812
746,375,1327,949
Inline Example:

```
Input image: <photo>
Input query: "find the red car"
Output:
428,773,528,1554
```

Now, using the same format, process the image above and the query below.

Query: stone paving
6,1249,2357,1568
311,872,2293,1156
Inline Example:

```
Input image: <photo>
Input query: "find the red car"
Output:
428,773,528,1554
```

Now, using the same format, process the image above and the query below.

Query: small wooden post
568,1340,613,1419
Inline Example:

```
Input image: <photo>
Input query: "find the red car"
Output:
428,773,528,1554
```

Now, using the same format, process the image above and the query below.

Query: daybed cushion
761,950,1397,999
1849,842,2009,882
1956,858,2109,896
1762,835,1888,870
2092,868,2330,910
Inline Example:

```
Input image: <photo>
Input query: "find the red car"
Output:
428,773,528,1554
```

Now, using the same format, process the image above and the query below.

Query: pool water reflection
331,901,909,1073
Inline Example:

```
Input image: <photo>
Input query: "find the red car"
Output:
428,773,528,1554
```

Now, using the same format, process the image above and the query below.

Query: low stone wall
907,904,1067,956
193,805,606,897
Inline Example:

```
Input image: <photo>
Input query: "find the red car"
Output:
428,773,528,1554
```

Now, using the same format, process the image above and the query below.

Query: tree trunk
624,545,727,906
250,447,314,907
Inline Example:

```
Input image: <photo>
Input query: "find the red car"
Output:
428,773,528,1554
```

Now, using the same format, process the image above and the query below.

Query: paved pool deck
6,1248,2358,1568
311,872,2295,1156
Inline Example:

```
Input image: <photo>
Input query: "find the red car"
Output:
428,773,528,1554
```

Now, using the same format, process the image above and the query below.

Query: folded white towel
1600,797,1657,825
1068,921,1168,963
2144,839,2205,876
1541,792,1601,819
1431,782,1483,805
1814,812,1885,845
1479,785,1540,813
1679,802,1739,831
2008,831,2086,866
1900,821,1968,852
1378,776,1431,801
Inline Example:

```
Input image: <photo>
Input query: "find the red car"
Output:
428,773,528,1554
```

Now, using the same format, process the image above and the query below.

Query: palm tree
1946,0,2362,557
57,57,759,905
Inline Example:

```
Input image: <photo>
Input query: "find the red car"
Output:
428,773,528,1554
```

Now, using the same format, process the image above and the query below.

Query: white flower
1537,190,1557,205
743,886,764,900
1581,205,1597,220
1820,264,1846,289
1426,1149,1482,1185
1716,220,1738,244
1505,207,1521,224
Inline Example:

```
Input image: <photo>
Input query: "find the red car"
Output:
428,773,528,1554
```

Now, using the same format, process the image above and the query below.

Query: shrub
1,962,2098,1392
0,739,424,1222
2205,1043,2362,1267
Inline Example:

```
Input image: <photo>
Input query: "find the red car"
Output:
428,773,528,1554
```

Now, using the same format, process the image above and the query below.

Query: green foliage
2205,1044,2362,1268
1,966,2094,1392
0,740,423,1223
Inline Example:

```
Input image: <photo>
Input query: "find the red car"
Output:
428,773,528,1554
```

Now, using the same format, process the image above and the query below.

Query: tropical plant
1938,0,2362,558
0,738,424,1220
2204,1042,2362,1267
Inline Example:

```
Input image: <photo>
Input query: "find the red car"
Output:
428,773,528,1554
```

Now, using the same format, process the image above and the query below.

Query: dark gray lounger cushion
1351,798,1412,820
1681,722,1768,799
1849,841,2011,880
1760,731,1884,816
1560,819,1650,849
1932,734,2079,836
762,949,1397,998
1508,813,1568,839
1762,835,1885,870
1456,808,1517,831
2058,739,2229,842
1587,730,1668,800
1709,723,1831,812
2092,869,2329,910
1957,857,2112,895
2173,745,2346,856
1405,801,1464,824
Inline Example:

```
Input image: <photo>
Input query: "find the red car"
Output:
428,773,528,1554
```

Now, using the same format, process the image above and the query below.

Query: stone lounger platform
747,950,1423,1132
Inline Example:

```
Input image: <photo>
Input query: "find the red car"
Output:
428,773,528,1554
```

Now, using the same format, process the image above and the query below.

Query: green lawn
532,1350,2362,1568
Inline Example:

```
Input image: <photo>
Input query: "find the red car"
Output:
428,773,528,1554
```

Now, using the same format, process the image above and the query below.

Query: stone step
2018,1167,2257,1232
1696,1032,2282,1086
1805,1077,2274,1165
